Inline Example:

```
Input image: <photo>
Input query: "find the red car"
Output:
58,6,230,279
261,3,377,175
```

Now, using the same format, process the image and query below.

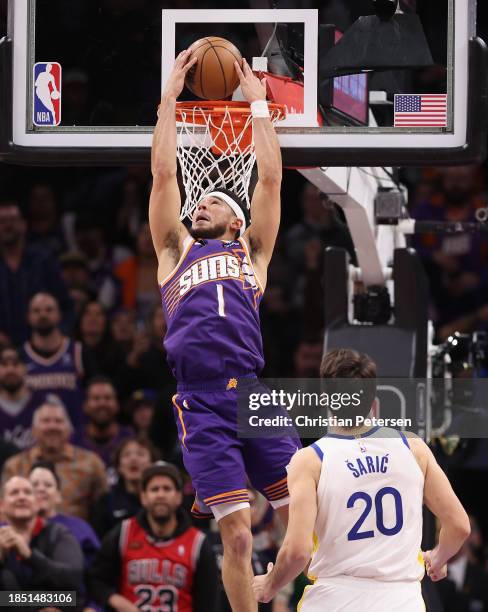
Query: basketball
185,37,243,100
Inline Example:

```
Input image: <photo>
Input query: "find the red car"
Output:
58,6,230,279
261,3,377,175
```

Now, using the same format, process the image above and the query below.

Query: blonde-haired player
253,348,470,610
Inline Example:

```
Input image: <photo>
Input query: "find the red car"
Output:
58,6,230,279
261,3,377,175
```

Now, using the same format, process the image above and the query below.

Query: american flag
394,94,447,127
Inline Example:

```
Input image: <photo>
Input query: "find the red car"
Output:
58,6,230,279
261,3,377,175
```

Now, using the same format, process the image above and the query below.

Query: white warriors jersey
308,427,425,583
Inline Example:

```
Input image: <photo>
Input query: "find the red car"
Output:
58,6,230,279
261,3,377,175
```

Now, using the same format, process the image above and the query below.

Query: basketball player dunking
149,50,301,611
253,348,471,611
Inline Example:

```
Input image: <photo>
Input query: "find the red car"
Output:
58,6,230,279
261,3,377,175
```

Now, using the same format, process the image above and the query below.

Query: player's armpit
244,184,280,287
149,175,187,256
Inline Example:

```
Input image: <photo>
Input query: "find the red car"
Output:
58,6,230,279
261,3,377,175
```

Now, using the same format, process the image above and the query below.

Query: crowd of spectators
1,159,488,608
0,159,333,608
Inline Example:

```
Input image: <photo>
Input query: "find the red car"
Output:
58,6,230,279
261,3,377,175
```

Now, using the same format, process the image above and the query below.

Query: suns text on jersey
179,253,257,296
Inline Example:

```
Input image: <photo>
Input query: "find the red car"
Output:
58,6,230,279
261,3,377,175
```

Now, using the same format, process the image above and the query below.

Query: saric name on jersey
346,454,389,479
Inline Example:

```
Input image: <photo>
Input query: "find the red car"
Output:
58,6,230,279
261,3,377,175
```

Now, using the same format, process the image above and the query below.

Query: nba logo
33,62,62,126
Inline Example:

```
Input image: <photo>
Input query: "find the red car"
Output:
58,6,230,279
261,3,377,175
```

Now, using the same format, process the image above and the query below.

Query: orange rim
175,100,286,124
175,101,286,154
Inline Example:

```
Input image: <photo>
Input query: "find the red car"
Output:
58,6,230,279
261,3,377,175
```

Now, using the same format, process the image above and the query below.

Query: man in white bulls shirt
253,348,470,611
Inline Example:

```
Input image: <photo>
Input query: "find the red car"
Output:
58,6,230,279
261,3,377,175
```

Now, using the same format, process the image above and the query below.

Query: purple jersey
160,237,264,381
0,390,45,449
21,338,85,429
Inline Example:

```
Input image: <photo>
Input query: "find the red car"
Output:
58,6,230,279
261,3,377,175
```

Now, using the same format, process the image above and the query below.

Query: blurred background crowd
1,161,488,611
2,0,488,610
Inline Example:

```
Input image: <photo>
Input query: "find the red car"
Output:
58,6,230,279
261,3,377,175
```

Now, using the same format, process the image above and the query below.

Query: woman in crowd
75,300,135,399
29,460,100,564
29,461,100,612
90,436,159,537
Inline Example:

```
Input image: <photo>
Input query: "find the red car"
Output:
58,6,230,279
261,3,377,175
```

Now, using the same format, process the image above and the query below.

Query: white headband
205,191,247,237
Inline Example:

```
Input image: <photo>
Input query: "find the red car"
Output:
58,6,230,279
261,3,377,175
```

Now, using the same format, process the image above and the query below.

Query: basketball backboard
0,0,486,166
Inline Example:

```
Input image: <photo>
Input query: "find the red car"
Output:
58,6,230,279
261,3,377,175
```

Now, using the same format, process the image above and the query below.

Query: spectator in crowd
293,337,323,377
110,308,138,354
284,190,356,336
74,212,131,310
114,222,160,320
25,182,66,257
22,292,98,431
29,460,101,611
129,307,178,457
29,460,100,568
91,436,159,537
261,284,298,377
0,439,18,473
124,389,156,439
0,346,44,450
88,462,220,612
0,476,83,598
412,165,488,339
62,69,92,126
0,199,72,344
110,175,149,249
130,304,174,392
110,308,159,399
0,332,10,350
70,287,95,322
76,377,134,467
301,237,325,336
2,401,107,520
58,251,94,317
285,186,356,280
75,300,131,395
437,516,488,611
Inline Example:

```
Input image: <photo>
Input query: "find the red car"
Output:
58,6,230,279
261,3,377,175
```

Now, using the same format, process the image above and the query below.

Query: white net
176,104,283,220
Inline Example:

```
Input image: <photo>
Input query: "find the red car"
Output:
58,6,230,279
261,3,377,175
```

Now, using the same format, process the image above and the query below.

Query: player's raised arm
235,59,282,276
149,50,196,273
410,437,471,581
252,447,320,603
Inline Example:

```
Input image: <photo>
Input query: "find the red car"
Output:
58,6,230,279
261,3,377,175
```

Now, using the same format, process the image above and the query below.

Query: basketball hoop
175,100,286,220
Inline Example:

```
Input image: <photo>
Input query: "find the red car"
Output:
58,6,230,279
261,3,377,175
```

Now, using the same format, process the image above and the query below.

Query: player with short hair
149,50,300,611
253,348,471,611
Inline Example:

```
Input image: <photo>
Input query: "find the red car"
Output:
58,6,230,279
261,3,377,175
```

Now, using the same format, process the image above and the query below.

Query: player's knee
222,524,253,559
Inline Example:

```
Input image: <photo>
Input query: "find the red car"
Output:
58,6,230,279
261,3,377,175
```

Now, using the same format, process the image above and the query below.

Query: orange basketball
185,37,243,100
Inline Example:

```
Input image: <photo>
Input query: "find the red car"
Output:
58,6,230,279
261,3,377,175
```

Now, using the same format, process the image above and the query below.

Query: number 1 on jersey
217,284,226,317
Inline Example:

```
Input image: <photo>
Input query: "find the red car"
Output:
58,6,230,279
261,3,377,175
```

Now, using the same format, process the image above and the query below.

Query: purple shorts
172,376,301,514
